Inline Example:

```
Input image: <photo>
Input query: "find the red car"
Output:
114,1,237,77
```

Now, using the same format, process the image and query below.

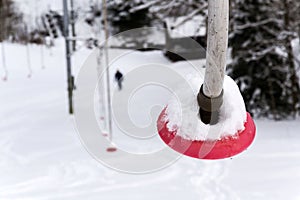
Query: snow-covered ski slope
1,42,300,200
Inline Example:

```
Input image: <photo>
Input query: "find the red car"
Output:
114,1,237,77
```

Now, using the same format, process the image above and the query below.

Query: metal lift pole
63,0,74,114
70,0,76,52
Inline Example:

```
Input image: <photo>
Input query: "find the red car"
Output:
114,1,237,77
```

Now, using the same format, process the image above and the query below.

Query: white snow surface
1,42,300,200
165,75,247,141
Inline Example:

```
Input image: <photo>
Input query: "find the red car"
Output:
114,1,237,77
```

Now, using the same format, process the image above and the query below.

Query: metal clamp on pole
198,85,223,125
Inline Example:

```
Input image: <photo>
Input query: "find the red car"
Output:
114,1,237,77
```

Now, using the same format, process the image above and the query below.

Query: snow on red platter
157,109,256,159
157,75,256,159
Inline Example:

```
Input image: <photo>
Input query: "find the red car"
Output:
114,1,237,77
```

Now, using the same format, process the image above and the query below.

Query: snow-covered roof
165,15,206,38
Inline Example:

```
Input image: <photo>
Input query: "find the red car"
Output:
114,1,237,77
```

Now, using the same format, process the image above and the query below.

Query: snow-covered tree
84,3,102,27
85,1,151,35
289,0,300,42
0,0,23,42
84,0,208,38
280,0,300,117
106,0,152,34
132,0,207,21
229,0,300,119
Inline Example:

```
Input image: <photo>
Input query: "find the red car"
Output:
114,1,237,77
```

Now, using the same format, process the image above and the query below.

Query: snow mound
165,75,247,141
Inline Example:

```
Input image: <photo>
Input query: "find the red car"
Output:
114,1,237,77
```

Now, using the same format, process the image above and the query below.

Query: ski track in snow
1,42,300,200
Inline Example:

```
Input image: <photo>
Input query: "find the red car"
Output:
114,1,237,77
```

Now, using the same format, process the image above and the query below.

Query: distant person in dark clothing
115,70,124,90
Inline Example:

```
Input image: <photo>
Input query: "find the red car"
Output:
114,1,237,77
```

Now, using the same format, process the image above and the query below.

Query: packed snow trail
1,43,300,200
